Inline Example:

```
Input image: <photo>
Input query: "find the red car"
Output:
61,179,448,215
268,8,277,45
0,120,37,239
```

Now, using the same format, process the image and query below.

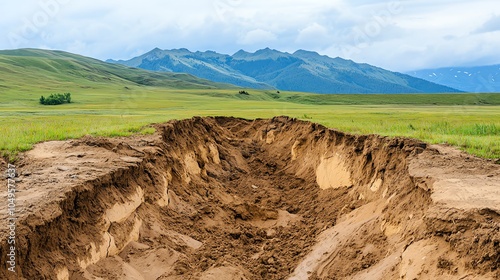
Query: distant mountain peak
294,49,320,56
255,47,285,55
142,48,167,60
232,49,250,58
168,48,192,55
233,49,249,55
201,50,218,54
234,48,292,61
259,47,277,52
142,47,163,56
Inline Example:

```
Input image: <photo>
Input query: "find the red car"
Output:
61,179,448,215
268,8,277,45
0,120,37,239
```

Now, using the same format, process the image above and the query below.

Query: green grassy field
0,49,499,161
1,87,499,160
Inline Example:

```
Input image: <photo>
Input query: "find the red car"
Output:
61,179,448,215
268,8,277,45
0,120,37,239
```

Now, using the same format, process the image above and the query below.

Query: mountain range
0,48,232,93
406,65,500,93
108,48,459,94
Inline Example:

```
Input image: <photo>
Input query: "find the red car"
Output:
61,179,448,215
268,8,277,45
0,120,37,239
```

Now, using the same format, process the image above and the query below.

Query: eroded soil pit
1,116,499,279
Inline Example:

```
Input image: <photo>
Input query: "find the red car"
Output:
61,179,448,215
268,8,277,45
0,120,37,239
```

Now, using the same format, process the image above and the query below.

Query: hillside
407,64,500,93
0,48,234,94
108,48,460,94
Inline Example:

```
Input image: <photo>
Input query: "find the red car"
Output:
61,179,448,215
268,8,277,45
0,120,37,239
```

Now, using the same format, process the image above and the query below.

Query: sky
1,0,500,72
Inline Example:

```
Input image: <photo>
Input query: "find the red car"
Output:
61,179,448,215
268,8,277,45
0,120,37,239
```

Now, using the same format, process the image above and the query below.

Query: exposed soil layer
0,116,499,279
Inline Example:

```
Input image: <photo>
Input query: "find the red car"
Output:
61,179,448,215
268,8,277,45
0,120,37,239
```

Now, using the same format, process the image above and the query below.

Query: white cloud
296,23,330,47
474,14,500,34
239,29,277,45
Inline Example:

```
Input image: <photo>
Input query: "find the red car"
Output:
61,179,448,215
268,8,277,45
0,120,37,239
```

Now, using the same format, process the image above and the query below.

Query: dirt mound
0,116,499,279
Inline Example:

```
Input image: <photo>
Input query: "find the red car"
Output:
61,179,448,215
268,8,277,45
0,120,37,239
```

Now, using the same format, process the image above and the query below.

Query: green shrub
40,93,72,105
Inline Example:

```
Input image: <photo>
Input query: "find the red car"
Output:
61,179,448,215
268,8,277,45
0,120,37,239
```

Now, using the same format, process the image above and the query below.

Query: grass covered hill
0,48,234,94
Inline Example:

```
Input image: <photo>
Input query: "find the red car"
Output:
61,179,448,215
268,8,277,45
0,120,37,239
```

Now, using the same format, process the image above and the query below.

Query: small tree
64,93,71,103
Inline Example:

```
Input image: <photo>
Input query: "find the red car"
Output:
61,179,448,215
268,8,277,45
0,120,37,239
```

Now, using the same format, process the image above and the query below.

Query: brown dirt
0,116,498,280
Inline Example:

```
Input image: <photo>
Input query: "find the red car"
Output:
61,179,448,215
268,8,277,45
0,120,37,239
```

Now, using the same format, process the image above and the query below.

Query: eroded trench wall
0,116,436,279
0,148,171,279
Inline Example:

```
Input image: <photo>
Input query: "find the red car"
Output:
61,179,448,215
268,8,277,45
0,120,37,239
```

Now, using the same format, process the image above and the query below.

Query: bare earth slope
0,117,499,279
